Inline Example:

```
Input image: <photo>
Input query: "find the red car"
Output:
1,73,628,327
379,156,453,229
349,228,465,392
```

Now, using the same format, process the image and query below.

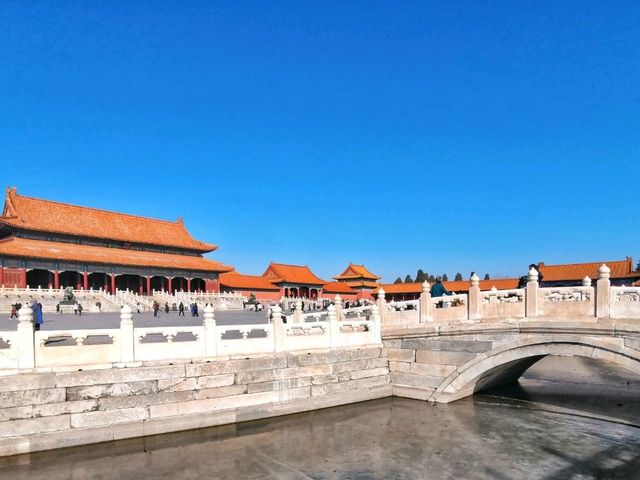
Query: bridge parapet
382,264,640,328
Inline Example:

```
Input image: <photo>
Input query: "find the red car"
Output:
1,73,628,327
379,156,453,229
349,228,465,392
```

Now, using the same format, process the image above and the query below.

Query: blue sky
1,1,638,282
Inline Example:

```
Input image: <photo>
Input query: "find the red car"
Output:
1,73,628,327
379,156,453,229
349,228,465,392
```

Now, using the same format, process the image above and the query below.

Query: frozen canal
0,357,638,479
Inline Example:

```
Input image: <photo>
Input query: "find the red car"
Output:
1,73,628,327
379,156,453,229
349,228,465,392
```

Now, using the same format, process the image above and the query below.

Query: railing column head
295,299,303,311
422,281,430,293
527,267,539,283
582,276,592,287
271,304,283,323
598,264,611,280
334,294,342,306
469,274,480,288
18,304,34,326
203,304,215,325
377,288,385,300
120,304,133,325
327,303,337,321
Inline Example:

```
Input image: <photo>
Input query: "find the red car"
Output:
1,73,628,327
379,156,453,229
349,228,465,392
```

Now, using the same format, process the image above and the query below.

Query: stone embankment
0,347,389,456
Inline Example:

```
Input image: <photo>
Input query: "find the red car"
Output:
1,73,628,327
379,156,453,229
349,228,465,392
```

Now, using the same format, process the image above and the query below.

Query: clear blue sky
1,1,638,282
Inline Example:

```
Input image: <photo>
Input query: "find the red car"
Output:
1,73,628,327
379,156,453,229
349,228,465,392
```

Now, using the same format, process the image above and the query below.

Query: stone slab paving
0,310,269,332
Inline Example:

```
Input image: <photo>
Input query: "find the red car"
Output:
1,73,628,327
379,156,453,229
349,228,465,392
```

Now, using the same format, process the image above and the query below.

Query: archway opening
115,274,143,292
172,277,187,292
88,272,108,290
26,269,51,289
191,278,205,293
59,271,80,289
151,276,168,292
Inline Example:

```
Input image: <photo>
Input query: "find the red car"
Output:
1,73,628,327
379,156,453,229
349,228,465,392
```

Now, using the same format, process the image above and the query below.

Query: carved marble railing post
328,304,339,347
17,304,35,368
468,274,481,320
334,295,343,321
203,304,217,357
271,305,286,352
525,267,539,319
119,305,135,363
293,300,303,323
419,281,432,323
371,304,382,344
596,264,611,319
376,288,386,324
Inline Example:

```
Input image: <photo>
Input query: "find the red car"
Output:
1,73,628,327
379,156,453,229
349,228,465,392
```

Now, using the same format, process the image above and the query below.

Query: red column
187,278,191,293
20,268,27,288
111,273,116,293
146,276,151,295
83,271,88,290
0,267,5,287
167,277,172,295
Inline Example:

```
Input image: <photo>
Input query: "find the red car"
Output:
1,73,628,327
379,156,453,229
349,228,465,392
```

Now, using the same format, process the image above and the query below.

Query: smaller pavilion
219,272,280,300
333,263,380,291
262,262,326,299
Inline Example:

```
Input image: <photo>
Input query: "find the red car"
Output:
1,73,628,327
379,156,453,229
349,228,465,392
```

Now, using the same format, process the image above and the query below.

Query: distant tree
404,274,413,283
484,273,490,280
394,277,403,284
415,269,427,283
454,273,463,281
428,274,436,282
442,274,449,281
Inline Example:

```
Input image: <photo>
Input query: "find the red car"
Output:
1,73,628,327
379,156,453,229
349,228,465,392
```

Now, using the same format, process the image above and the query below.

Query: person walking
10,304,17,319
193,303,199,317
33,302,43,331
77,303,83,316
164,302,169,314
153,301,159,317
178,302,185,317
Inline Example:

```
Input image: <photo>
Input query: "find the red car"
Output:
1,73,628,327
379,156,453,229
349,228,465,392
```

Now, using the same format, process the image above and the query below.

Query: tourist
178,302,185,316
77,303,83,316
153,301,159,317
10,304,17,319
430,276,451,302
136,302,141,314
56,303,60,314
33,302,43,331
164,302,169,314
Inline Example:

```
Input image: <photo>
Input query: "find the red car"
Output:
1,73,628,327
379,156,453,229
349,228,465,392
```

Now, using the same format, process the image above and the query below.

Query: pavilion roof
0,236,233,273
333,263,381,281
322,282,356,294
0,187,216,252
220,272,280,291
262,262,326,286
538,258,640,281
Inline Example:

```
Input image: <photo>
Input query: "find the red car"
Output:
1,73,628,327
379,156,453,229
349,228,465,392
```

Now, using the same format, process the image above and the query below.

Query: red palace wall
2,268,25,288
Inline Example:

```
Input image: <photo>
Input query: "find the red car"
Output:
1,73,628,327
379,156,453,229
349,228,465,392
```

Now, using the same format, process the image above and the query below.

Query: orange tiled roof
220,272,280,291
0,236,232,273
379,278,520,294
333,263,381,281
262,262,326,286
1,188,216,252
538,258,640,281
345,280,380,289
322,282,356,294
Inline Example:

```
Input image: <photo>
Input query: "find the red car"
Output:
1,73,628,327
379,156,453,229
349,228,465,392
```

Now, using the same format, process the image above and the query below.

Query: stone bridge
380,265,640,402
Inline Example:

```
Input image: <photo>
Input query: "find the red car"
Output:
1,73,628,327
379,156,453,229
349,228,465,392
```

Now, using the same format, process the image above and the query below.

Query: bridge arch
429,339,640,403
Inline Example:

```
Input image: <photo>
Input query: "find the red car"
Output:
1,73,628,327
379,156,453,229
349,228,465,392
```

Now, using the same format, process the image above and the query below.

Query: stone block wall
383,336,498,401
0,346,390,456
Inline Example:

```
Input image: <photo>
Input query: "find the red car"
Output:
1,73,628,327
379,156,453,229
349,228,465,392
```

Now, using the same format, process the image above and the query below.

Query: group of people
152,301,201,317
9,302,44,330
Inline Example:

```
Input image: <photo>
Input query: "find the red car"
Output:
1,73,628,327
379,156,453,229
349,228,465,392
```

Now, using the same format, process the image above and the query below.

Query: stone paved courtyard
0,310,268,332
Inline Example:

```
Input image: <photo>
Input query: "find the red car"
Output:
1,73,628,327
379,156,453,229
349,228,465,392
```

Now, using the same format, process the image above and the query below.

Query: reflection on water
0,357,639,479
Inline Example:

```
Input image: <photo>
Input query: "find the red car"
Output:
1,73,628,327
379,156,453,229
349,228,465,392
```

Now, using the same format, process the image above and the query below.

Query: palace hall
0,188,232,293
